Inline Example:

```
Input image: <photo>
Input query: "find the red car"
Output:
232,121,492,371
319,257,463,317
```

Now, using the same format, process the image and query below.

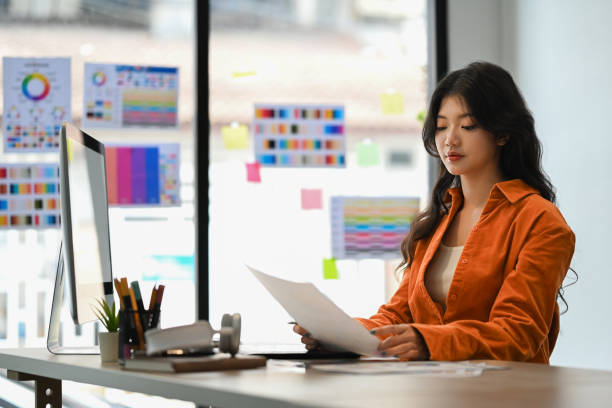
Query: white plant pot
98,331,119,363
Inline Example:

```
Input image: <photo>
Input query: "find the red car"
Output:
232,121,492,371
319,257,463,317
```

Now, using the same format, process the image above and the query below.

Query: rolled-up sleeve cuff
410,323,461,361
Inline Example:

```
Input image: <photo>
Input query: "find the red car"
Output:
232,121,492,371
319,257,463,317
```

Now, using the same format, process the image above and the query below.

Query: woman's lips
447,154,463,162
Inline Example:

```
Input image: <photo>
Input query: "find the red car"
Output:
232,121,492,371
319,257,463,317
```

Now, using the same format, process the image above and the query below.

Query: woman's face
434,95,505,179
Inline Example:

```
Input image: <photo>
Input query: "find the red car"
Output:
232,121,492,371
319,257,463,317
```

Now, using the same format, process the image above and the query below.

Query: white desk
1,348,612,408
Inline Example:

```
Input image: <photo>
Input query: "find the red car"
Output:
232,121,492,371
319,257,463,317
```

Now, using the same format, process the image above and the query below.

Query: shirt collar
445,179,539,205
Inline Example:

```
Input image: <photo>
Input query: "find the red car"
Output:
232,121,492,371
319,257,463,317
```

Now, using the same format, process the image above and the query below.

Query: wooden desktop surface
1,348,612,408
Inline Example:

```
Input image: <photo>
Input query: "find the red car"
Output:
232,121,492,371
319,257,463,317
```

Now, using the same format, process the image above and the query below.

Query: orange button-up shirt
357,179,575,363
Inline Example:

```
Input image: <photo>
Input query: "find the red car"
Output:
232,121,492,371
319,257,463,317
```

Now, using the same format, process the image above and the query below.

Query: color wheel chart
0,163,60,229
82,63,118,127
105,144,180,206
331,196,420,259
83,63,178,128
254,104,346,167
2,57,71,152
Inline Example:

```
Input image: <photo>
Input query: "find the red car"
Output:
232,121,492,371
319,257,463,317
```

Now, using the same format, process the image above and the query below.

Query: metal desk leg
7,370,62,408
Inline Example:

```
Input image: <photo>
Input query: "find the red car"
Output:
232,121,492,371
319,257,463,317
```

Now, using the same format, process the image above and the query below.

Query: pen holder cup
117,308,161,360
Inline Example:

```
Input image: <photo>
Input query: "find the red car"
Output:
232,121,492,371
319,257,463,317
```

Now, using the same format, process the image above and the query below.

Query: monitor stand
47,242,100,355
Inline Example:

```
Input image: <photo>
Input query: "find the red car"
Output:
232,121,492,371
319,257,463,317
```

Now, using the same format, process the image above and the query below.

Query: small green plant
92,298,119,332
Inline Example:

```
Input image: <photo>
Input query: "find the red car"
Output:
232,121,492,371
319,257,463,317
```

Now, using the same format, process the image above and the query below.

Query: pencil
113,278,125,309
148,286,157,311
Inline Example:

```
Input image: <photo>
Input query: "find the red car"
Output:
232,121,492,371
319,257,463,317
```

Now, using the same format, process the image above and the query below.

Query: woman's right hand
292,323,321,351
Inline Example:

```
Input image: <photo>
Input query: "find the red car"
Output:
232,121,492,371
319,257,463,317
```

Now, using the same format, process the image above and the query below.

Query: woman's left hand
372,324,430,361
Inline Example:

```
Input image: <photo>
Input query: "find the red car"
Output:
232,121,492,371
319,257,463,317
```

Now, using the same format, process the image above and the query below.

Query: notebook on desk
240,343,360,360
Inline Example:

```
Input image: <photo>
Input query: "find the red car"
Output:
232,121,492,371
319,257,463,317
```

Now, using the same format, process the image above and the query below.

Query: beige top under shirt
425,243,464,310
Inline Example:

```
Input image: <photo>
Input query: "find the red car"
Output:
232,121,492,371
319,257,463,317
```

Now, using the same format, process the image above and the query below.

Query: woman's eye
462,125,477,130
435,126,447,131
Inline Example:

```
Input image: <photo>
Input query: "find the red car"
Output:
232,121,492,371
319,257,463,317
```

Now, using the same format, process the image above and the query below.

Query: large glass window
0,1,195,406
209,0,429,345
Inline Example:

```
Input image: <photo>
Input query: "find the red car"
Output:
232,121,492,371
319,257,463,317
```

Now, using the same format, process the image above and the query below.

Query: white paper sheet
310,361,508,376
310,361,485,377
248,265,382,357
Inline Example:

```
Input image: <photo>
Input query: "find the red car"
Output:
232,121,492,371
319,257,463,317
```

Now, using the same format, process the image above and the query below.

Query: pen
150,284,164,329
131,281,147,330
147,286,157,328
129,287,145,349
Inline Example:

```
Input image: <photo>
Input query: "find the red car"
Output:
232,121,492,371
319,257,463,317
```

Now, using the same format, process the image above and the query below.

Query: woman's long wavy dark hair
399,61,576,312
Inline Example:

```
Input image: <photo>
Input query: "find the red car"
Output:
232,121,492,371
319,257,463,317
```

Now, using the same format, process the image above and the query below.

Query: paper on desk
311,361,485,377
248,265,382,357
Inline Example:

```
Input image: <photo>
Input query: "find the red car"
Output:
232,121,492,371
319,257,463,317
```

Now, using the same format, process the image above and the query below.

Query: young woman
295,61,575,363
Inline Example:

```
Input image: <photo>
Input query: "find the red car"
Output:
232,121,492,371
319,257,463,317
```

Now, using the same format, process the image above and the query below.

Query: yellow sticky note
356,140,380,166
232,69,256,78
323,258,339,280
222,123,248,149
380,91,405,115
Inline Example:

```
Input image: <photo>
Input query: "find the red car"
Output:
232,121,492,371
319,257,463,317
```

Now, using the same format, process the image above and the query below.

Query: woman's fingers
372,324,428,360
293,323,318,348
293,324,308,335
379,331,412,349
381,341,416,358
370,324,411,337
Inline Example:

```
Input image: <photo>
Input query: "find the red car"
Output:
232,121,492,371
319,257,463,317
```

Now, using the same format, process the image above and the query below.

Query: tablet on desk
240,343,360,360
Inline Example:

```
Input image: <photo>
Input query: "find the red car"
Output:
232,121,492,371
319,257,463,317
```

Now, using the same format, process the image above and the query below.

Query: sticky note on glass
380,90,405,115
222,123,248,149
356,140,380,166
388,149,413,167
246,162,261,183
232,69,256,78
323,258,339,280
301,188,323,210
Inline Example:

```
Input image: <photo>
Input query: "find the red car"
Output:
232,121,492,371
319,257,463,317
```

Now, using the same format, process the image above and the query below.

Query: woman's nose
445,125,459,146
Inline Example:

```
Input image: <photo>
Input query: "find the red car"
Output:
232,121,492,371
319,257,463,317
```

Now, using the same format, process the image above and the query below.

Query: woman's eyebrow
437,113,472,119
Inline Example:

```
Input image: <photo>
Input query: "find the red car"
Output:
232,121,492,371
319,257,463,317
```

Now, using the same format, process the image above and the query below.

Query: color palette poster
254,104,346,167
82,63,178,129
0,163,60,229
331,196,420,259
2,57,71,152
105,144,180,206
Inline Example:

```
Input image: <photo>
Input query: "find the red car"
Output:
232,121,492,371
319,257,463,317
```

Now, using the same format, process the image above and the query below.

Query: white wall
509,0,612,370
448,0,612,369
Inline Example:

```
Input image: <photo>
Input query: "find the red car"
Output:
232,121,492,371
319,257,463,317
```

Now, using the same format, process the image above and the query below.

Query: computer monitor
47,123,114,354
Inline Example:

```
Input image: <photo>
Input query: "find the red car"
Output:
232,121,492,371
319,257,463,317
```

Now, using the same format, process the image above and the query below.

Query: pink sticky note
301,188,323,210
246,162,261,183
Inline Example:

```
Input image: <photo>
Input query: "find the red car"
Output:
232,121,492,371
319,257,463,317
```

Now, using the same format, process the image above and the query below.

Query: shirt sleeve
411,210,576,361
356,265,414,331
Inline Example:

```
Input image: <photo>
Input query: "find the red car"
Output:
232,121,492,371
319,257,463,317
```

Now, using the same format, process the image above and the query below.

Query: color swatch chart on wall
331,196,420,259
2,57,71,152
82,63,178,129
254,104,345,167
0,163,60,229
105,144,180,206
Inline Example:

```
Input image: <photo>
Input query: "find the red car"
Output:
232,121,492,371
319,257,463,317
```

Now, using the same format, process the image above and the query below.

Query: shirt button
461,258,468,264
450,294,457,301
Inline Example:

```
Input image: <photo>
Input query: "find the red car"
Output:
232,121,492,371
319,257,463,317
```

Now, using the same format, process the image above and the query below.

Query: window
0,1,195,406
209,0,429,344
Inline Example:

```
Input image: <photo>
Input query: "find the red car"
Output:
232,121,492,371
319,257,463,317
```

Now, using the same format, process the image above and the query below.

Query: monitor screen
59,122,113,325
